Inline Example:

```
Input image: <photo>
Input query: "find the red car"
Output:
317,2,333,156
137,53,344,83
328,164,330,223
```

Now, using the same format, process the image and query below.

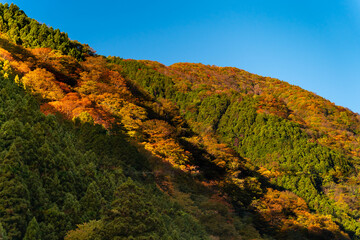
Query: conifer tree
0,223,7,240
23,217,41,240
80,182,104,221
0,144,30,239
97,179,163,239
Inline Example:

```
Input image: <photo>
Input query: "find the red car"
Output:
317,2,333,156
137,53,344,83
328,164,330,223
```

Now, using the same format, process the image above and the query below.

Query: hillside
0,3,359,240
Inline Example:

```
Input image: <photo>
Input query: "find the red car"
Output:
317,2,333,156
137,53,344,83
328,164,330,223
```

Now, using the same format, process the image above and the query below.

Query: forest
0,3,359,240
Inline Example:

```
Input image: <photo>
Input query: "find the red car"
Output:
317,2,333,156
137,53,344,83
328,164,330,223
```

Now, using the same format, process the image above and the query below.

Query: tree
23,217,41,240
96,179,163,240
80,182,104,222
64,220,102,240
62,193,81,227
0,223,7,240
21,68,64,100
0,144,30,239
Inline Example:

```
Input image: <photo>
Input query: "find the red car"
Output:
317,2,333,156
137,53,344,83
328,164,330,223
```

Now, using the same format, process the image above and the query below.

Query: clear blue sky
2,0,360,113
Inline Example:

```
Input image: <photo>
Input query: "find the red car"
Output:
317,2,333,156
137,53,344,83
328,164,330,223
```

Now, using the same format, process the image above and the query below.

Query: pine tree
0,144,30,239
0,223,7,240
97,179,163,239
80,182,104,221
62,193,81,226
23,217,41,240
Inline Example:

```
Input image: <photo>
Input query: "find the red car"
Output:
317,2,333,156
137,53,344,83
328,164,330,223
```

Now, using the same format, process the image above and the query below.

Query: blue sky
2,0,360,113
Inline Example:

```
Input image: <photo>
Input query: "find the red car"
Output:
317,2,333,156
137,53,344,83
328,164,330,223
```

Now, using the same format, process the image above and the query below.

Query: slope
132,60,360,237
0,2,358,240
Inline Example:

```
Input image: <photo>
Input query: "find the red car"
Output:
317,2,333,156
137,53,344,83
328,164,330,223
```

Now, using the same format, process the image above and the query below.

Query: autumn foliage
0,3,359,239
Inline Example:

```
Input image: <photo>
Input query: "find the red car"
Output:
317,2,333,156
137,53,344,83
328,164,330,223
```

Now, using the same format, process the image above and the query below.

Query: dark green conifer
0,223,7,240
80,182,104,221
0,144,30,239
23,217,41,240
97,179,163,239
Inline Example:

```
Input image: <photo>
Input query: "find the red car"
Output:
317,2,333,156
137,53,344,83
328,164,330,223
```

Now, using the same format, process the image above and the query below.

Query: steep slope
131,60,360,237
0,59,213,240
0,37,273,240
0,3,271,240
0,3,358,240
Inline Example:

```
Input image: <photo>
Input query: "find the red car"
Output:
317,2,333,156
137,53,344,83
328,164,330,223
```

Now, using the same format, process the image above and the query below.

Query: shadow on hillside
66,60,351,239
0,37,78,86
67,105,352,240
38,60,78,87
0,37,35,61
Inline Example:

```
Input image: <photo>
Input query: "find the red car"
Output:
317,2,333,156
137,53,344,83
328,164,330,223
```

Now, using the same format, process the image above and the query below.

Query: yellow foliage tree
21,68,64,100
65,220,102,240
119,103,147,137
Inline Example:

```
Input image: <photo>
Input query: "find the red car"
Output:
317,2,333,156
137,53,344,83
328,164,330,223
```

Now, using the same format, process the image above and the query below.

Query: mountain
0,3,359,240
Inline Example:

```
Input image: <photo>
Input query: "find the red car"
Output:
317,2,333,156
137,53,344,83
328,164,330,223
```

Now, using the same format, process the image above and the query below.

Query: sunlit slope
114,58,360,237
0,2,359,240
0,26,350,240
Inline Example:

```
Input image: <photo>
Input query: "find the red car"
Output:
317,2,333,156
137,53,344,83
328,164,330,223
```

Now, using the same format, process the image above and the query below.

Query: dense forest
0,3,359,240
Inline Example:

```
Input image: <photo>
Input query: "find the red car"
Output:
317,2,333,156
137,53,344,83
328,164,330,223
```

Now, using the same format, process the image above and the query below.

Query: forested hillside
0,3,359,240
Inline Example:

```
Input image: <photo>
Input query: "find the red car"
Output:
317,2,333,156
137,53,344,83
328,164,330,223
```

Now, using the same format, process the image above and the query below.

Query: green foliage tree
0,144,30,240
0,3,94,60
80,182,104,222
23,217,41,240
0,223,7,240
97,179,163,240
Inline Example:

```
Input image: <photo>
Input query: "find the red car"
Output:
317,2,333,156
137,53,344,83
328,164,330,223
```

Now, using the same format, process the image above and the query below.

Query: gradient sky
2,0,360,113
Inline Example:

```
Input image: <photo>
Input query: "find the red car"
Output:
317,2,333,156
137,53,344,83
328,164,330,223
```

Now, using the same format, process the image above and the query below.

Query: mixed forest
0,3,360,240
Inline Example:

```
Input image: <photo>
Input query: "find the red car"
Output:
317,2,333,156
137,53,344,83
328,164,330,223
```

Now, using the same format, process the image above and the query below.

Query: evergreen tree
80,182,104,221
97,179,163,240
23,217,41,240
0,223,7,240
0,144,30,239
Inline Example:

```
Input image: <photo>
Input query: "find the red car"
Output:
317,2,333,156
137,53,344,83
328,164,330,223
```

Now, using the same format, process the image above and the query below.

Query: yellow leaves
141,119,190,166
197,133,239,170
144,137,189,166
30,48,54,62
0,59,11,79
21,68,64,100
72,111,94,124
2,59,11,72
77,71,98,95
76,57,131,103
80,56,107,72
119,103,147,137
258,166,280,179
252,189,308,224
257,95,289,119
14,74,21,86
97,93,124,114
107,70,129,93
142,119,175,140
3,72,8,79
0,48,13,61
65,220,102,240
251,188,348,238
297,213,342,235
10,60,31,74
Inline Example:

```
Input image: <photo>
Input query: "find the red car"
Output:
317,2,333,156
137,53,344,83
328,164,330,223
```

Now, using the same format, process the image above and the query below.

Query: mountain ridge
0,3,359,240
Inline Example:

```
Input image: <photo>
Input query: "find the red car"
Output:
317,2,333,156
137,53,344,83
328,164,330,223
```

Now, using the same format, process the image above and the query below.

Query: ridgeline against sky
2,0,359,113
1,2,360,239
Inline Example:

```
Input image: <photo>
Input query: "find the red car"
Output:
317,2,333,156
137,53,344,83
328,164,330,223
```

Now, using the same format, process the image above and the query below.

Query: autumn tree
21,68,64,100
